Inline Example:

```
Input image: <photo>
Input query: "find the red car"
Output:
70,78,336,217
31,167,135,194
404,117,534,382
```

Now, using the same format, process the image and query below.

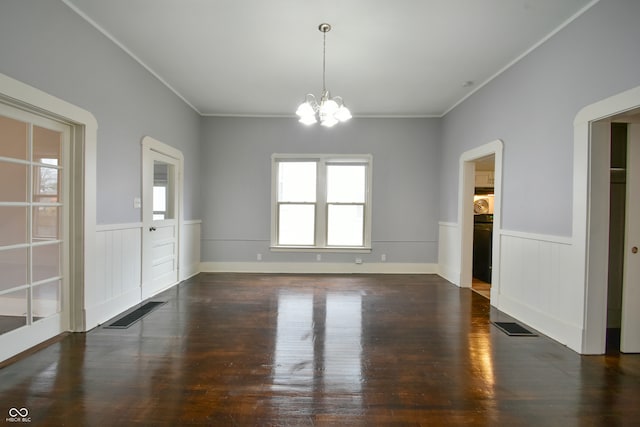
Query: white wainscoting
181,220,202,280
437,222,460,285
85,221,201,330
497,230,582,351
437,223,583,352
87,223,143,329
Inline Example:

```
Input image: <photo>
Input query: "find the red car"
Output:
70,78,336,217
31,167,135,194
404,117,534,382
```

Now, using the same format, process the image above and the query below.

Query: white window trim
271,153,373,253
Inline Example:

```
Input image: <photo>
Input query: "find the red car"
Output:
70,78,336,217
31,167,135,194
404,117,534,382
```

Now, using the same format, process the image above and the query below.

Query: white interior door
0,103,71,356
621,123,640,352
142,145,180,300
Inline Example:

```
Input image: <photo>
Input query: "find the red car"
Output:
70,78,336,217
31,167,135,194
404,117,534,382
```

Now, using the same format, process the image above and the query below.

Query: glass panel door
0,108,68,335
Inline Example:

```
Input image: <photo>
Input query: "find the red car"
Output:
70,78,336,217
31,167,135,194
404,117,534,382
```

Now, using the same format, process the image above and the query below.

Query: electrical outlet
381,254,387,262
133,197,142,209
355,258,363,265
316,254,322,261
257,253,262,261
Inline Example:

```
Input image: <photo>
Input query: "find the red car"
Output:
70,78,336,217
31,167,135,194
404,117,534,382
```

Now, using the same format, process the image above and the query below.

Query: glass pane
33,243,61,282
327,204,364,246
33,206,60,240
153,161,174,220
0,288,27,335
33,125,62,166
278,204,315,245
0,248,28,292
153,186,167,220
0,115,28,160
0,161,27,202
33,166,60,199
278,162,316,202
327,164,366,203
33,280,61,321
0,207,27,246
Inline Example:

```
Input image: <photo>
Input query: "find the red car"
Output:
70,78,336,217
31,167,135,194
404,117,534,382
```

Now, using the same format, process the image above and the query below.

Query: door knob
633,246,638,254
149,227,157,232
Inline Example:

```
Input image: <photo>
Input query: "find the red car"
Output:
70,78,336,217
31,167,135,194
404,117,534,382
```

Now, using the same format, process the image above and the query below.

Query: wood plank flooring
1,273,639,426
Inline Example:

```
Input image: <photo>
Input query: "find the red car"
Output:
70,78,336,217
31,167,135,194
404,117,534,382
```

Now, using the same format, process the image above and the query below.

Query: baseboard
437,264,460,286
496,293,583,353
84,287,141,330
200,262,438,274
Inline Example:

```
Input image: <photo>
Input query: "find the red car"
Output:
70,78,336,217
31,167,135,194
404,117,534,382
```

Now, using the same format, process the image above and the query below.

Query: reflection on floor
472,278,491,299
1,273,639,425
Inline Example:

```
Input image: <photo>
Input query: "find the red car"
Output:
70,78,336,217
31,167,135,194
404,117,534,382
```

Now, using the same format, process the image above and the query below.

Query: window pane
0,248,28,291
33,206,60,241
0,115,28,160
153,161,174,220
33,166,59,199
0,161,27,202
33,280,61,321
327,165,365,203
33,243,61,283
0,207,27,246
278,204,315,245
33,126,62,166
0,288,27,335
327,204,364,246
153,186,167,220
278,162,316,202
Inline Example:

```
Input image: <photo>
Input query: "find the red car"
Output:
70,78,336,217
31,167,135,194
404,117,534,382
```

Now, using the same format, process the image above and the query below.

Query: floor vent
104,301,166,329
492,321,538,336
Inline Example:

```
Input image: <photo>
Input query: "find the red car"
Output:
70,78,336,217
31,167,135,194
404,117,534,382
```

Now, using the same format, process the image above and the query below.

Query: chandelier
296,23,352,127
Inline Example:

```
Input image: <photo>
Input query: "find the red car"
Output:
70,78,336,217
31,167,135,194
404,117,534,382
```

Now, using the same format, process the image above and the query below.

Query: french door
0,103,70,355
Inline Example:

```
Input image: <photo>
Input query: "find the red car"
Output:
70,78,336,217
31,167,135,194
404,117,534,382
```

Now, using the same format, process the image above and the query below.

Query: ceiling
63,0,596,117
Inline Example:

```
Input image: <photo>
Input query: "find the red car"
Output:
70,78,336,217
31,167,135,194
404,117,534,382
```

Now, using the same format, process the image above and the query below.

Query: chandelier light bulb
296,23,351,127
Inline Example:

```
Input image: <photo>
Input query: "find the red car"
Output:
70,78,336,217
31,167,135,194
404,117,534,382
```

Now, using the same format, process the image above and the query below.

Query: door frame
141,136,183,298
0,72,97,361
574,85,640,354
457,140,503,305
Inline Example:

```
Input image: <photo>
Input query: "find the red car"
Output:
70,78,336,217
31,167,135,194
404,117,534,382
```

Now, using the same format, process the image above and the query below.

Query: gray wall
440,0,640,236
201,117,441,264
0,0,201,223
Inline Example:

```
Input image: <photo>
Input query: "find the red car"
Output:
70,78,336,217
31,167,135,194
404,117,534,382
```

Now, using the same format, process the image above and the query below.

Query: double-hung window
271,154,372,251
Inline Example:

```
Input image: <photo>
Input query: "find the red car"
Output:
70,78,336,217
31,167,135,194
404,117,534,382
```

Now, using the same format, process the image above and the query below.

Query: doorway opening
471,155,496,300
457,140,502,306
576,85,640,354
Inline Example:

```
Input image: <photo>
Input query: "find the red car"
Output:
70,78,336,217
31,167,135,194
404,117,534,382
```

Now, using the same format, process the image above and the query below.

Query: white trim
184,219,202,225
201,262,437,275
499,229,572,246
0,72,97,339
96,222,143,232
573,84,640,354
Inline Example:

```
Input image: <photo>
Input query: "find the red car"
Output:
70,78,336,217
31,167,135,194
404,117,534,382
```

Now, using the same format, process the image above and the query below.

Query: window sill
270,246,372,254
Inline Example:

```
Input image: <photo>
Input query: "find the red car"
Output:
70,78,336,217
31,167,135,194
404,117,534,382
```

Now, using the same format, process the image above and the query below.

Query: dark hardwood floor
1,273,639,426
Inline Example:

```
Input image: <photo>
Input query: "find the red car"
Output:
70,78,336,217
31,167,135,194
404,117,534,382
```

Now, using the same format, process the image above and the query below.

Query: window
271,154,372,250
